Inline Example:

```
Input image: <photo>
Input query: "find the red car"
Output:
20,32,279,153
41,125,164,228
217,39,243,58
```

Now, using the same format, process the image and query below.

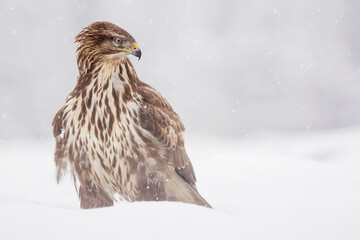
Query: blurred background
1,0,360,140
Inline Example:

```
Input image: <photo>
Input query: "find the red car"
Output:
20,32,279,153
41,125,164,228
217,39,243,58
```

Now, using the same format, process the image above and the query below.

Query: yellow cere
117,43,139,52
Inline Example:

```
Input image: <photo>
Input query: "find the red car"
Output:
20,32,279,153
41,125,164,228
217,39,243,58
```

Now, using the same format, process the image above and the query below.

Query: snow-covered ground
0,128,359,240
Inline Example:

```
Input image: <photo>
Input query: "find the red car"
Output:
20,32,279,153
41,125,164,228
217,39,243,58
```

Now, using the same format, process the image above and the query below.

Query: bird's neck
75,57,139,92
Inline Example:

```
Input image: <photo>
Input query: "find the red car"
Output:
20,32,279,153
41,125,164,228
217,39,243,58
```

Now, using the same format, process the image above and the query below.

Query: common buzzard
52,21,211,209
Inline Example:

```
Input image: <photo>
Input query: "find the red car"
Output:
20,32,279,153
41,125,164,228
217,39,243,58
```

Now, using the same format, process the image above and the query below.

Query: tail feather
164,173,211,208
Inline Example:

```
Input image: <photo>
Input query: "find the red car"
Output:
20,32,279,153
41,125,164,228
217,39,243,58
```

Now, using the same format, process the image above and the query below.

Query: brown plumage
52,21,211,209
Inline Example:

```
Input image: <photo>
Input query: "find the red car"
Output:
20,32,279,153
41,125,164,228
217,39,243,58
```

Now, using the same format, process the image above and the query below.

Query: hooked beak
131,48,142,60
130,43,141,60
117,42,142,60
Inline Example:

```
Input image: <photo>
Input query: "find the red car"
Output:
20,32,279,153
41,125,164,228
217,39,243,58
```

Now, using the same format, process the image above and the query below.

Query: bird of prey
52,21,211,209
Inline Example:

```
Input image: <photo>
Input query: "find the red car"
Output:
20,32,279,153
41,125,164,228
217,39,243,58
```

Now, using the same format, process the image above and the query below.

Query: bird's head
75,21,141,71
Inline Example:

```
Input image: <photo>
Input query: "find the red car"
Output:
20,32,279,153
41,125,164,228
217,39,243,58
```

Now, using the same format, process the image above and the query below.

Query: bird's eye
114,38,122,45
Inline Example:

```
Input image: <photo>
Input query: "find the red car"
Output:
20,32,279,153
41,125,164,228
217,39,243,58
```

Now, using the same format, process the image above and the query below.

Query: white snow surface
0,128,359,239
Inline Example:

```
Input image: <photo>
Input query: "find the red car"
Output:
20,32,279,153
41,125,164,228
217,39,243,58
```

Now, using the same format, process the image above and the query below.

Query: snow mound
0,128,359,239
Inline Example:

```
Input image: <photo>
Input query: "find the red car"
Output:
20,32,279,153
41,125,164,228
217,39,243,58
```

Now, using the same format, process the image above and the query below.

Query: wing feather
137,82,197,189
52,107,68,183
